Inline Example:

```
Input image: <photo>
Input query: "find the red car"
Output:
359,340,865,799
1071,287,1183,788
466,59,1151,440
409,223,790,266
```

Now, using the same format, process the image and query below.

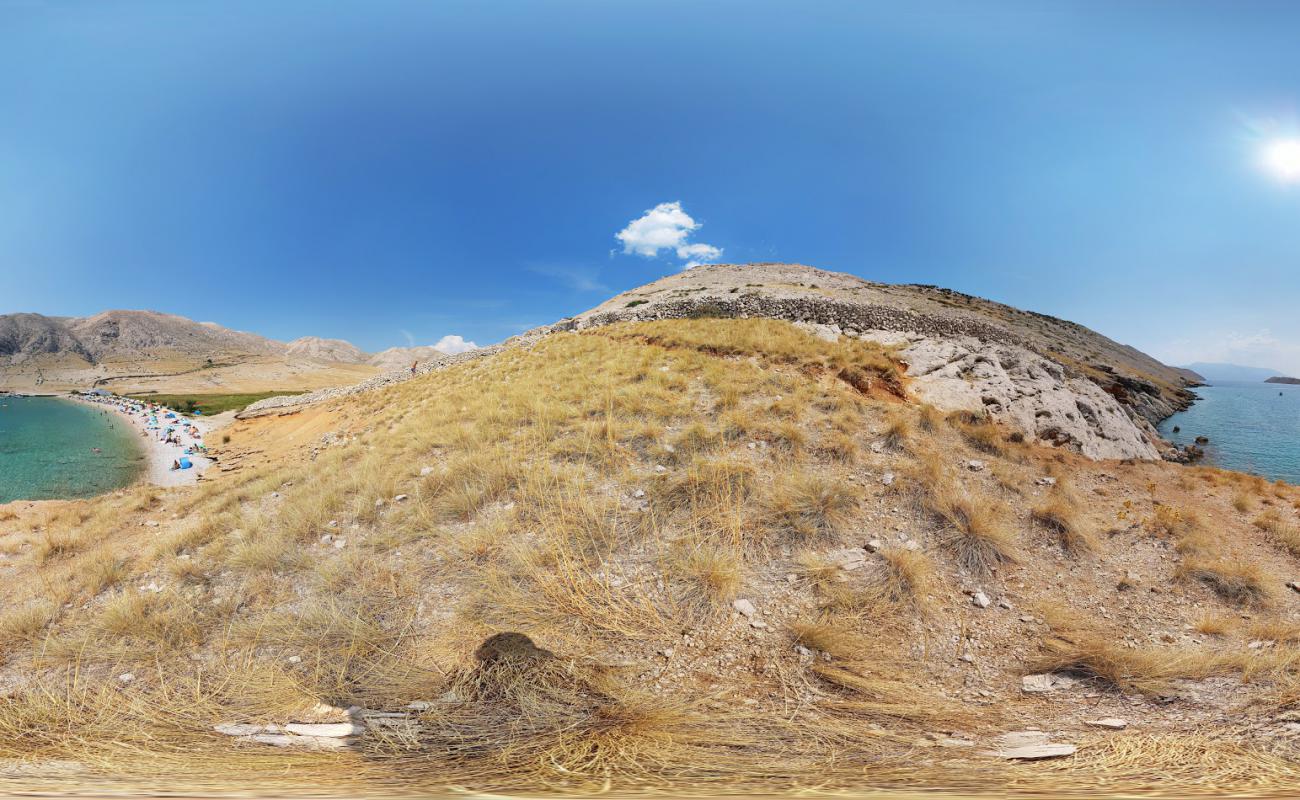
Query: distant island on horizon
1181,361,1283,383
1265,376,1300,385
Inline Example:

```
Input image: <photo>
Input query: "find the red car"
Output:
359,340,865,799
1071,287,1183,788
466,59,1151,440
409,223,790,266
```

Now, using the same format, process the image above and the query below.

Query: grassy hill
1,319,1299,795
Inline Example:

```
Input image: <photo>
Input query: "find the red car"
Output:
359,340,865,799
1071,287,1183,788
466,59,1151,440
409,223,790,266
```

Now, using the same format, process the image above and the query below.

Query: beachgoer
171,460,180,471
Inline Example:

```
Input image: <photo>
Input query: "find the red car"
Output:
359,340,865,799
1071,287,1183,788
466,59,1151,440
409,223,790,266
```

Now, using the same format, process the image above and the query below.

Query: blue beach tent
178,458,193,469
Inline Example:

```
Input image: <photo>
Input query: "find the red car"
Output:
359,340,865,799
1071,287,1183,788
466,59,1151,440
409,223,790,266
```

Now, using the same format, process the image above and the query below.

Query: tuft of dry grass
1177,557,1271,607
669,542,742,607
762,474,861,541
1254,510,1300,557
0,602,57,651
947,410,1004,456
1031,498,1095,555
918,476,1017,575
866,546,935,611
1032,605,1221,695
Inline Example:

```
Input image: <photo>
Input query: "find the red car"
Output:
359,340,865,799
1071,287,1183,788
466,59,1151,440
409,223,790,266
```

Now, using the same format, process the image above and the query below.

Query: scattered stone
214,723,279,736
881,472,896,486
830,548,867,570
118,673,135,684
333,538,346,549
240,733,356,750
1037,477,1057,486
283,722,365,738
394,494,409,503
997,599,1012,610
988,731,1077,760
865,538,883,553
633,489,646,499
1021,673,1078,693
732,598,757,618
406,701,433,712
374,499,386,508
1287,581,1300,594
999,743,1077,760
1118,571,1142,591
971,591,991,608
328,520,338,528
419,466,435,476
1085,718,1128,730
750,620,768,630
654,465,667,473
144,520,160,528
967,460,986,472
287,655,302,664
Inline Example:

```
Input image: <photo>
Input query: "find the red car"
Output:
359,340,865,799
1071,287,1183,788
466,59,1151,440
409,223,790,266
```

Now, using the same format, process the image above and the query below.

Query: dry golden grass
669,541,742,607
1255,509,1300,557
947,409,1005,456
4,317,1300,794
1193,613,1235,636
1032,605,1226,695
1177,557,1272,607
867,546,936,611
761,473,860,541
919,479,1017,574
1031,497,1096,555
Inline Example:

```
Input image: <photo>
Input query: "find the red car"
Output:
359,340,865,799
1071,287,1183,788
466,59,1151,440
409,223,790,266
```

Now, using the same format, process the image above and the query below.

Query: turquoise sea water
0,396,146,503
1158,381,1300,484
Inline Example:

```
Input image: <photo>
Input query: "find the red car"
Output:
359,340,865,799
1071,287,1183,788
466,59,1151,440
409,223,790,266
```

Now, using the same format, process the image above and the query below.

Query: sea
1158,381,1300,484
0,395,146,503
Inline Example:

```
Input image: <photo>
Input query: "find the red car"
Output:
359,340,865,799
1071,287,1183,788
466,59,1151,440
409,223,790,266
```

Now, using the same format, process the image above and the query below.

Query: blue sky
4,1,1300,369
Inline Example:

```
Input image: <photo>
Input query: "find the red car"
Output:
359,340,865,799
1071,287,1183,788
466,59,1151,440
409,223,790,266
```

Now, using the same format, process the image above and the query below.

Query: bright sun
1262,138,1300,182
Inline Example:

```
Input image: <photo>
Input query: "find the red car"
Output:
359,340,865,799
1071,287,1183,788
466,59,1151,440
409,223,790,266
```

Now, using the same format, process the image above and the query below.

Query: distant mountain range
0,310,453,368
1181,362,1283,383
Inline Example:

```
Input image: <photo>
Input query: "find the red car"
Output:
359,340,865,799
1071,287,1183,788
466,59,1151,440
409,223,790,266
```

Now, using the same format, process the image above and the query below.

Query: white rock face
871,332,1159,461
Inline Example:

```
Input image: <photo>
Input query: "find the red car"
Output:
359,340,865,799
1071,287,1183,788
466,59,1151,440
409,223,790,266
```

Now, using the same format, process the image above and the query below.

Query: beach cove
70,393,215,488
0,392,218,505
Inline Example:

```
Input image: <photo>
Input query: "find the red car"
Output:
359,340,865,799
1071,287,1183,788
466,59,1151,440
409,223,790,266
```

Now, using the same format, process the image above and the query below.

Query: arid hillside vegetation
2,319,1299,796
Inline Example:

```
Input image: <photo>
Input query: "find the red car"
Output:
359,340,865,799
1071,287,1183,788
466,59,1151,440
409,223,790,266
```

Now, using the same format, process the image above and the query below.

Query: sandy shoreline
67,394,214,488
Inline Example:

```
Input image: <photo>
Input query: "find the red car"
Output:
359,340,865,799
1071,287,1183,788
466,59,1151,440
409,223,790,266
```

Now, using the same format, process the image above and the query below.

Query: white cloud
615,201,722,268
433,334,478,355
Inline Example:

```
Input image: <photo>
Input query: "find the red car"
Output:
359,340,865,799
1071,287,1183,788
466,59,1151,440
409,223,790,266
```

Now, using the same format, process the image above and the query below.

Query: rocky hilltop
285,336,368,363
367,345,448,371
247,263,1197,461
0,310,283,364
560,263,1198,460
1266,376,1300,385
0,311,456,393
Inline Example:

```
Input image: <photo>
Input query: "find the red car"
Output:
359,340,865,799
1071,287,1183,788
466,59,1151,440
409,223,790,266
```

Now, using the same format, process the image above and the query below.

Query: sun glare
1262,137,1300,182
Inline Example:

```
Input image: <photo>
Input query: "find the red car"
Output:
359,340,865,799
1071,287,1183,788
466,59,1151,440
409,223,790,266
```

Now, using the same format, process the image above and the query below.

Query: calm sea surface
1158,381,1300,484
0,396,145,503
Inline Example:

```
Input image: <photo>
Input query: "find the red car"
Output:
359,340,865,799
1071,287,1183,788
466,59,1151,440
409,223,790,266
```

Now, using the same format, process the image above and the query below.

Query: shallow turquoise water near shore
0,396,146,503
1158,381,1300,484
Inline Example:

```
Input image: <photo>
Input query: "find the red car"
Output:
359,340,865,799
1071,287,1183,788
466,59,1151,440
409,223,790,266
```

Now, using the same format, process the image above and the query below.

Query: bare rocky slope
285,336,368,364
0,311,453,394
247,263,1199,462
